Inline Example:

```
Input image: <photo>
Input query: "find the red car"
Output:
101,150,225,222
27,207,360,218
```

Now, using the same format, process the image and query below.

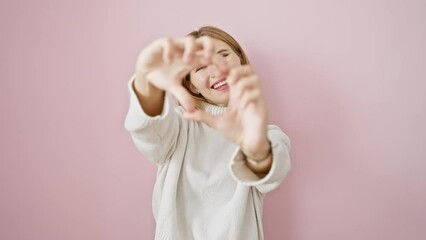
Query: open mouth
212,80,227,89
211,78,228,90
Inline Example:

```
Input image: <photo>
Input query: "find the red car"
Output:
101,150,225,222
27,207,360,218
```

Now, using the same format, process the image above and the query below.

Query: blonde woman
125,26,291,240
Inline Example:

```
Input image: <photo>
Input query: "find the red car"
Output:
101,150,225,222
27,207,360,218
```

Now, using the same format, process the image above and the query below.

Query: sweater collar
201,102,227,116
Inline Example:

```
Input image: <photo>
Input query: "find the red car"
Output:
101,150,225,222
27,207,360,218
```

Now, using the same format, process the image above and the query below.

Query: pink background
1,0,425,239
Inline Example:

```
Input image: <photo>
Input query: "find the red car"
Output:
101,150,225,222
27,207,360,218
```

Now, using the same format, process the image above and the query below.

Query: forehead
211,38,232,51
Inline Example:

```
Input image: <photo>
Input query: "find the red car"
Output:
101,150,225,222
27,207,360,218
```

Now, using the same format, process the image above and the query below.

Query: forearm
133,72,165,116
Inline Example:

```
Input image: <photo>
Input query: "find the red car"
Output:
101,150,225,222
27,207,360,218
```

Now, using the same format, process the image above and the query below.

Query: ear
184,80,200,95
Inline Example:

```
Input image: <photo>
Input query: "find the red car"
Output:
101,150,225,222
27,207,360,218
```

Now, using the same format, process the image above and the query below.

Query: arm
230,125,292,194
124,36,216,165
182,65,291,192
243,140,273,177
183,65,274,175
124,75,180,165
132,71,165,117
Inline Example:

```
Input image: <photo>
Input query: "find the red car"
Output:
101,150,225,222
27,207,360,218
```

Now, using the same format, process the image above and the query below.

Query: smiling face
188,39,242,106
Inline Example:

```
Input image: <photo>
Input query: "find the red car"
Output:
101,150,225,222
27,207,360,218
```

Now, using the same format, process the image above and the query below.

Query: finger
239,89,262,110
177,36,196,63
174,63,194,81
195,36,215,59
227,65,254,86
169,86,196,112
188,56,210,70
190,36,231,72
232,75,260,99
227,69,256,109
183,109,217,127
159,37,175,64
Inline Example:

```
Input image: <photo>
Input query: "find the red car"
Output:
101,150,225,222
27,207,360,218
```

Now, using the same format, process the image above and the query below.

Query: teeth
213,81,226,89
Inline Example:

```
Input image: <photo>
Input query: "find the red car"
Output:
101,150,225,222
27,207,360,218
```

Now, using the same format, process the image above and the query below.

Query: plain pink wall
1,0,425,239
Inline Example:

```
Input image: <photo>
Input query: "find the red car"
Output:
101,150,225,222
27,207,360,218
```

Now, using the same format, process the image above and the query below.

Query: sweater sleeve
124,75,182,165
229,125,291,194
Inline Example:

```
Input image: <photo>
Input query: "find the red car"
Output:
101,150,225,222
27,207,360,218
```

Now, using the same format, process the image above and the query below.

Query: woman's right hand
134,36,215,112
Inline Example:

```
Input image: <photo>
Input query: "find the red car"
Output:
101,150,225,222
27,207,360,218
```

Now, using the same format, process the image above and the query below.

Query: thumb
169,86,196,112
183,109,217,128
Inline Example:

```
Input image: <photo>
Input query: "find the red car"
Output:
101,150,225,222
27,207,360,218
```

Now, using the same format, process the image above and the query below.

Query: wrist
134,72,163,97
243,140,271,162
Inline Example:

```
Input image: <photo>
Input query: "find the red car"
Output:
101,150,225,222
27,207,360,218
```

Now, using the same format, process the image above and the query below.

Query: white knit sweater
124,76,291,240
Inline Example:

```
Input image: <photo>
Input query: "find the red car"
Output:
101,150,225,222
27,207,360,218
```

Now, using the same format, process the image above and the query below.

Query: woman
125,26,291,240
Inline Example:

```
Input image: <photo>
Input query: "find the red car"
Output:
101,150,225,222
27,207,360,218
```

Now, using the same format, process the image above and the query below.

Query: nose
206,64,219,78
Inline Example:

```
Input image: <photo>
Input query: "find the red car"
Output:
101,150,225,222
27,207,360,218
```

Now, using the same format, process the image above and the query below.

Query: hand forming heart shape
135,35,271,161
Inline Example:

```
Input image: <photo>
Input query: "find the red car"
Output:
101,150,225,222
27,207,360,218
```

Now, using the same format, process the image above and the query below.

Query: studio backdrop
1,0,425,239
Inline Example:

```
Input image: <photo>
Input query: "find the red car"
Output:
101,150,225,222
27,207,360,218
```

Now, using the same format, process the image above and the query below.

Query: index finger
194,36,215,59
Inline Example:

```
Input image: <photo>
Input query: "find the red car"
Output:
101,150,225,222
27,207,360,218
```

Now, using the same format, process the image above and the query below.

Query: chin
214,98,229,107
205,97,228,106
204,93,230,106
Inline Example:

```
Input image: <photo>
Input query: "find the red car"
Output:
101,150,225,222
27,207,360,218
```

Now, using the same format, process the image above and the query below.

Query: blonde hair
183,26,250,109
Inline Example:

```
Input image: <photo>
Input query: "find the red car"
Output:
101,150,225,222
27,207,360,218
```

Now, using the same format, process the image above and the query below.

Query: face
189,39,242,106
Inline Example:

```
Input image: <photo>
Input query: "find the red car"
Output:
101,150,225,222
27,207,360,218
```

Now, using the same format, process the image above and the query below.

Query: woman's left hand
183,65,270,158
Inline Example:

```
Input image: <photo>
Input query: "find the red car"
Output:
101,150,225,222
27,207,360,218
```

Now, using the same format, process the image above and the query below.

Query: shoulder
174,105,185,115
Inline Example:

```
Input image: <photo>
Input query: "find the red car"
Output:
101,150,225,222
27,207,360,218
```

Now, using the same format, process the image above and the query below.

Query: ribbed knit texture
125,76,291,240
201,101,227,116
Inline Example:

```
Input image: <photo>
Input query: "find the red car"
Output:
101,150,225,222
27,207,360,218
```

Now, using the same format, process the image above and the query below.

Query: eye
221,53,229,57
195,66,207,72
